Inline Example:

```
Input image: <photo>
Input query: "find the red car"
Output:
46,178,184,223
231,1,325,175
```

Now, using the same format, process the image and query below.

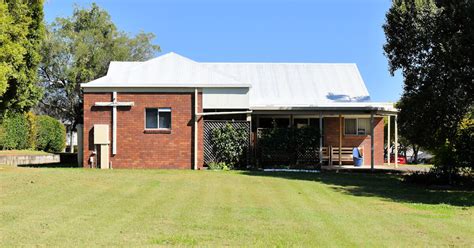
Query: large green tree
38,3,160,150
0,0,44,115
384,0,473,171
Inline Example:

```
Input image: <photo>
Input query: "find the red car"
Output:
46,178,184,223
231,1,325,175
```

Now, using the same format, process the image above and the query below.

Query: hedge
35,115,66,153
0,113,31,150
26,112,37,149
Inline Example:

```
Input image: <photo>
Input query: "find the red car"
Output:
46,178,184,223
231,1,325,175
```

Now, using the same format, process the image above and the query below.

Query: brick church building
81,52,398,169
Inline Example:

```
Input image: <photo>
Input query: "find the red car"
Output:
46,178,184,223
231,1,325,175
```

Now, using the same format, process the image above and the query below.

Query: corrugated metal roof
81,52,394,111
82,53,250,88
203,62,370,107
106,61,141,76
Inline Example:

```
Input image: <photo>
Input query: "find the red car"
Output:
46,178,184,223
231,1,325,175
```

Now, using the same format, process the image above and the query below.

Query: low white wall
0,154,60,166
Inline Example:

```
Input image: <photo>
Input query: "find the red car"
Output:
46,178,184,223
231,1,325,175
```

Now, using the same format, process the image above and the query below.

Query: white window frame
293,118,310,128
344,118,371,136
145,107,172,130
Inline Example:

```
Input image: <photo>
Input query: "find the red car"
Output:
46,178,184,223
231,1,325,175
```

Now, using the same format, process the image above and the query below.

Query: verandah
204,110,399,170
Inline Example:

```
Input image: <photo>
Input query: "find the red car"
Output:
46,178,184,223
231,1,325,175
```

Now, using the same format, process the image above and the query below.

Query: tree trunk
449,163,453,185
412,144,419,164
69,128,74,153
69,125,75,153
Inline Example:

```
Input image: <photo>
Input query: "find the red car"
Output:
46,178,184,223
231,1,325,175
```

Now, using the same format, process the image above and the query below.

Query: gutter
81,83,252,88
196,110,252,116
250,105,398,114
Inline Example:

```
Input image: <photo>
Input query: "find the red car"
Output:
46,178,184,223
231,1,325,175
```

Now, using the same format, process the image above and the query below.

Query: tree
0,0,44,116
383,0,474,172
38,3,160,151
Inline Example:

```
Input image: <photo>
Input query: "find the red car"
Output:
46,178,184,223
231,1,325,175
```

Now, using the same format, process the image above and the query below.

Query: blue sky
44,0,402,102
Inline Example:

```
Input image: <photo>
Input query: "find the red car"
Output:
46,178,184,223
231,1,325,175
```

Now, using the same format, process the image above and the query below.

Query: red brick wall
323,117,384,165
83,92,203,169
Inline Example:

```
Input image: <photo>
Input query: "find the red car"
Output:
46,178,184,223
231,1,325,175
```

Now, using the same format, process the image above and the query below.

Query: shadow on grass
18,163,80,168
242,171,474,207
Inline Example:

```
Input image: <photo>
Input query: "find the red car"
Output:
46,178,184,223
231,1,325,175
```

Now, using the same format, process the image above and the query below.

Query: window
293,118,323,129
344,118,371,135
145,108,171,129
294,118,309,128
357,118,370,135
345,119,357,134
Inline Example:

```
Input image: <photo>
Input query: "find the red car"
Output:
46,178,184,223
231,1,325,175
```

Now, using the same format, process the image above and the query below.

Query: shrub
257,123,320,166
36,115,66,152
453,118,473,169
208,162,230,171
0,113,31,150
0,126,5,148
210,123,248,169
26,112,37,149
431,117,473,177
294,126,321,157
258,127,291,156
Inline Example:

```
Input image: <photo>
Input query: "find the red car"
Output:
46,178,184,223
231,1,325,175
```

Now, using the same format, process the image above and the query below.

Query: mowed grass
0,166,472,247
0,150,50,156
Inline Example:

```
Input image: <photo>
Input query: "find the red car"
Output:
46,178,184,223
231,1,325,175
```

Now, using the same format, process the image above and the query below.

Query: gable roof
83,52,250,88
81,52,383,109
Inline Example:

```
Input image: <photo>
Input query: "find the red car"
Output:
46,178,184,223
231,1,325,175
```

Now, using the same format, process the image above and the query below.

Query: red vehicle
384,154,407,164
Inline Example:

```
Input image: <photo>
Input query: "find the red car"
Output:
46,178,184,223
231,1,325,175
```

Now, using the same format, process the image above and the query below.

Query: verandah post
290,114,296,166
339,114,342,165
319,112,323,167
387,115,391,166
395,114,398,169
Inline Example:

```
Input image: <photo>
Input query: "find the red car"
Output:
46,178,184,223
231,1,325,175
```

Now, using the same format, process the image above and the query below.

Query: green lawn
0,166,472,247
0,150,50,156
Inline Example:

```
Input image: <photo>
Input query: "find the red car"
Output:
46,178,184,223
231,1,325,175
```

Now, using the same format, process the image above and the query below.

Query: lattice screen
203,120,251,167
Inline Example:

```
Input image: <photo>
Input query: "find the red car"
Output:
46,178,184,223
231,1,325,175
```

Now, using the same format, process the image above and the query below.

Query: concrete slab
322,164,431,173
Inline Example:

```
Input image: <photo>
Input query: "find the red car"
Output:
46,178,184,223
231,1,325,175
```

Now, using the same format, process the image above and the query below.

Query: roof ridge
101,52,250,86
145,52,250,84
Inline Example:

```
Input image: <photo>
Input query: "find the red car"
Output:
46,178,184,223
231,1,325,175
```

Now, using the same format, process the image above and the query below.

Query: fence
203,120,251,167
